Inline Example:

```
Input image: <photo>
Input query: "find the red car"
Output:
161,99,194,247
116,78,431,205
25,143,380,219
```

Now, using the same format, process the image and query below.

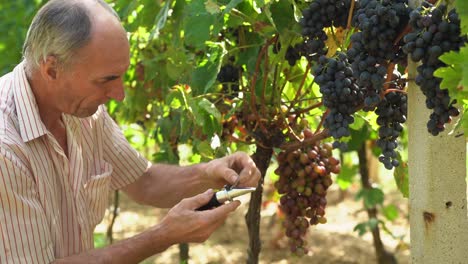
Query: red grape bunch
274,139,341,256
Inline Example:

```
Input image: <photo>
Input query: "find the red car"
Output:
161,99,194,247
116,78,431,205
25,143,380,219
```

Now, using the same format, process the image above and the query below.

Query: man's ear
40,55,59,81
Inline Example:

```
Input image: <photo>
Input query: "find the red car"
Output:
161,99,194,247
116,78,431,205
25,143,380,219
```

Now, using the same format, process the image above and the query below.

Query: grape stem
346,0,356,30
280,129,330,151
247,35,279,134
261,44,270,117
315,108,329,134
289,63,312,110
384,89,408,95
394,24,411,45
382,63,396,92
286,124,303,142
292,101,323,115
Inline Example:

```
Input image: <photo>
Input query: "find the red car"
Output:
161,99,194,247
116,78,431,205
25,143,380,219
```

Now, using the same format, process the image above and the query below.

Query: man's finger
207,200,241,218
221,167,240,185
181,189,214,209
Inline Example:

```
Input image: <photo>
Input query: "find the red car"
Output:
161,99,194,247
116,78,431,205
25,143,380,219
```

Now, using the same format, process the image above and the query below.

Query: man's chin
74,106,100,118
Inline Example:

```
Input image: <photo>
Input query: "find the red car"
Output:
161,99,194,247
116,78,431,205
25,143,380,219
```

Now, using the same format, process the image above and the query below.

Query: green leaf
393,154,409,198
184,14,216,48
462,108,468,135
197,98,222,121
183,0,218,48
166,88,186,109
148,0,172,40
205,0,221,14
336,162,357,190
270,0,295,33
353,223,368,236
189,99,205,127
358,188,384,208
165,47,191,81
93,233,107,248
191,42,226,95
223,0,244,14
435,46,468,134
346,126,369,152
455,0,468,34
434,65,461,85
382,204,399,221
194,140,215,159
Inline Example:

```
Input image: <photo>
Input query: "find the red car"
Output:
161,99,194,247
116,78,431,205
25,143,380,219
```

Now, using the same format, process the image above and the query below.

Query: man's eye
103,76,119,82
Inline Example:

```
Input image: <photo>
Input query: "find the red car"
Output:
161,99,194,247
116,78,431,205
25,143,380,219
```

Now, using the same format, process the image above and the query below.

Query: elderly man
0,0,261,263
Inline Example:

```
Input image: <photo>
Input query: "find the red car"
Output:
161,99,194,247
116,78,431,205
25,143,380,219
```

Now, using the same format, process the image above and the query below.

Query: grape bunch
285,44,303,66
217,64,240,98
375,72,407,169
299,0,351,62
347,0,411,110
274,140,341,255
403,3,466,135
313,53,364,150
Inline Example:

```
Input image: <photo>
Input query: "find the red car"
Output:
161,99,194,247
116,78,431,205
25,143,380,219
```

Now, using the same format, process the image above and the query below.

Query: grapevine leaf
289,0,303,22
197,98,222,121
253,0,266,10
179,114,191,142
367,188,385,208
358,188,384,208
435,46,468,116
194,140,215,159
189,99,205,127
191,42,226,95
237,32,262,73
346,126,369,152
205,0,221,14
336,162,357,190
166,89,184,109
149,0,172,40
349,114,366,130
455,0,468,34
183,0,217,48
189,98,222,137
165,47,191,81
434,65,461,92
461,107,468,136
382,205,399,221
393,155,409,198
223,0,244,14
353,223,368,236
270,0,295,34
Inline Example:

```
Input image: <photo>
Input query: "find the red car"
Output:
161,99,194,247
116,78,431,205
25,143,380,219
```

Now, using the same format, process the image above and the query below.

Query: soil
95,181,411,264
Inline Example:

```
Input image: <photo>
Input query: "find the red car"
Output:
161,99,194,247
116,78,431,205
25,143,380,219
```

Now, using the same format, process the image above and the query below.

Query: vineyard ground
96,179,411,264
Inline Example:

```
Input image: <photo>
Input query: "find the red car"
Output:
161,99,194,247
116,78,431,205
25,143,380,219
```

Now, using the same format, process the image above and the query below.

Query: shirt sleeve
0,148,55,264
99,107,150,190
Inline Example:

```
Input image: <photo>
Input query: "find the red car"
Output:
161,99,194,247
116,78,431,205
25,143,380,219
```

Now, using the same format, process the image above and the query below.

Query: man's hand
203,152,261,189
160,189,240,244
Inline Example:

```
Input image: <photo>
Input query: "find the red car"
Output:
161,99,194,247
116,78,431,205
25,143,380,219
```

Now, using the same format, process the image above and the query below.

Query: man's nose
107,81,126,102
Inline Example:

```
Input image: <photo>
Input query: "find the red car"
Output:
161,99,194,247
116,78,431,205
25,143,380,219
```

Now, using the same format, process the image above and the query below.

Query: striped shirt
0,62,150,263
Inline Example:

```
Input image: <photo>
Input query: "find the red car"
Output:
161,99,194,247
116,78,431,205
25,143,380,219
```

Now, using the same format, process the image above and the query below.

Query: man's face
54,18,130,118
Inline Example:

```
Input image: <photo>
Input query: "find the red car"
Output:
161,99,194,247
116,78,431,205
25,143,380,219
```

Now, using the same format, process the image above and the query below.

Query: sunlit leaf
382,205,399,221
455,0,468,34
394,153,409,198
353,223,368,236
205,0,221,14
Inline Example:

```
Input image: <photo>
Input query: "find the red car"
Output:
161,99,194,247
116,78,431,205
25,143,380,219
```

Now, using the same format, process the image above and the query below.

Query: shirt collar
12,62,48,142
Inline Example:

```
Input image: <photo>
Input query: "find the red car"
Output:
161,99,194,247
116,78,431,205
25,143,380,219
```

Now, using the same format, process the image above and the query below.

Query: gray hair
22,0,120,74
